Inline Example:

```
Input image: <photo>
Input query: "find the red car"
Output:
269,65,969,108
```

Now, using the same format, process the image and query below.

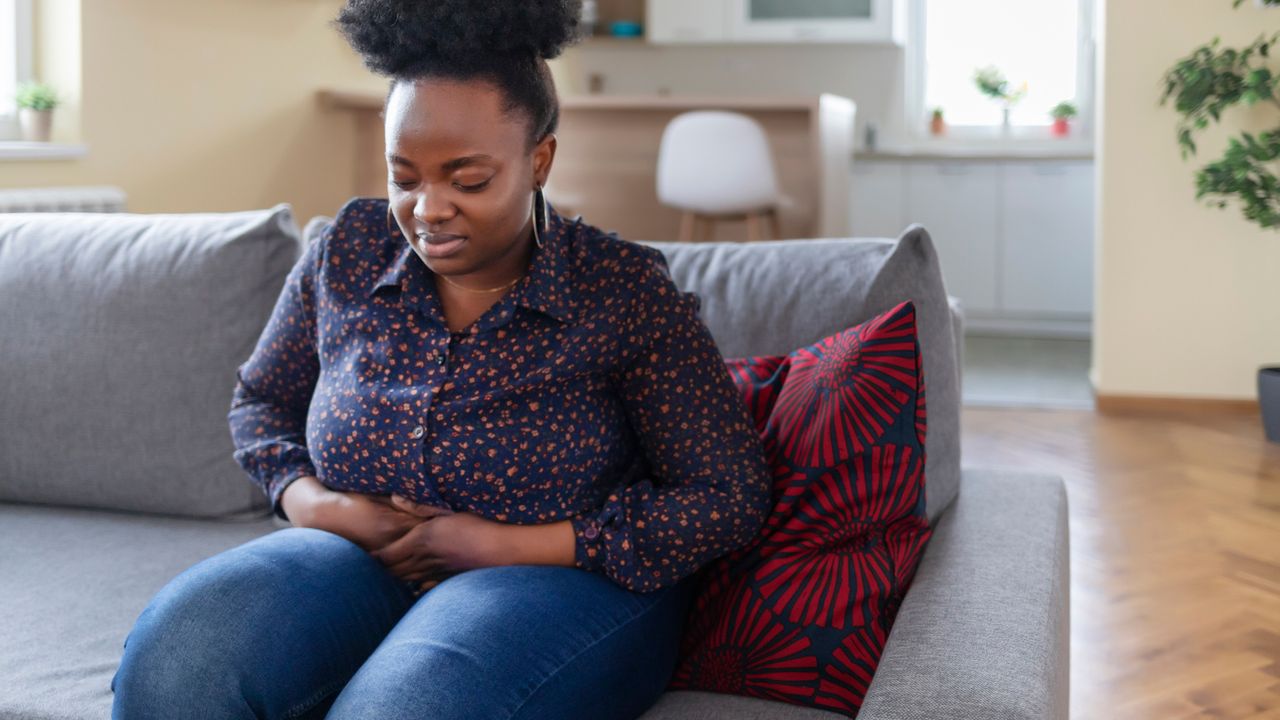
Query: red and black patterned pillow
669,300,933,718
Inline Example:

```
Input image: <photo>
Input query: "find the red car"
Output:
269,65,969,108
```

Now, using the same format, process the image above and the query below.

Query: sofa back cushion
0,205,302,518
638,225,960,526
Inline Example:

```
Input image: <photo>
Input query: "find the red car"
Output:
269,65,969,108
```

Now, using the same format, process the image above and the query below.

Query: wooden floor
963,406,1280,719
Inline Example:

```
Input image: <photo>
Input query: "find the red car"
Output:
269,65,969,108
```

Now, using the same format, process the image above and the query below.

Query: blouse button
411,425,425,439
584,522,600,540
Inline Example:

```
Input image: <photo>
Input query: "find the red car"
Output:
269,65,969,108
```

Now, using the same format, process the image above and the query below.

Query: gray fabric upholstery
639,226,962,526
0,503,285,720
0,206,302,518
639,691,847,719
0,467,1068,720
858,469,1071,720
0,210,1066,720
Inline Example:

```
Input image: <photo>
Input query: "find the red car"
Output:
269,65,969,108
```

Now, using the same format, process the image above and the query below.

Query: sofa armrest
858,469,1070,720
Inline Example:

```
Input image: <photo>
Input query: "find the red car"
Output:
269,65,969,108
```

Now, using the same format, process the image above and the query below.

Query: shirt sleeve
569,244,774,593
226,221,326,522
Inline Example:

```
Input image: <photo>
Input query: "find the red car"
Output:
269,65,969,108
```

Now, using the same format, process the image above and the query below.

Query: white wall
1093,0,1280,400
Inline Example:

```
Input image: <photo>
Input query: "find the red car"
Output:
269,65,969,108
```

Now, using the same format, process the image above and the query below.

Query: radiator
0,186,128,213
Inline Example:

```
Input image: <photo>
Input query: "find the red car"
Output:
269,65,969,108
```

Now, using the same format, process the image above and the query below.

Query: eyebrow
386,153,496,171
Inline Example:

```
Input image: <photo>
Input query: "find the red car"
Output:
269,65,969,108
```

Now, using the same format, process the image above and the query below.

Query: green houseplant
1160,4,1280,442
15,81,60,142
1050,101,1078,137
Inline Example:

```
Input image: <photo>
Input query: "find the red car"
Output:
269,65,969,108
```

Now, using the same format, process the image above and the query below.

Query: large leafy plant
1159,8,1280,230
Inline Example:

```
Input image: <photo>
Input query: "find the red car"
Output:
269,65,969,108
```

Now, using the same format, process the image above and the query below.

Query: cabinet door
850,160,906,238
725,0,896,43
1000,162,1094,315
647,0,729,42
904,162,1001,314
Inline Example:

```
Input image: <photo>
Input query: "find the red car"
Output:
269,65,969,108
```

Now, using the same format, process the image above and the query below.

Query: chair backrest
656,110,780,215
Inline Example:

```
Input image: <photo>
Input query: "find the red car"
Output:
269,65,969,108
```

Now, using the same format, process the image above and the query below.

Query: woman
110,1,771,718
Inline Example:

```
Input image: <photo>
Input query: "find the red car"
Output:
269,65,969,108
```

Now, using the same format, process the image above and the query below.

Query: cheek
463,184,529,236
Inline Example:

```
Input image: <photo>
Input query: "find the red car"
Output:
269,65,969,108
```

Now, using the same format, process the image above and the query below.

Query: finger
370,528,418,566
393,556,447,579
391,494,453,518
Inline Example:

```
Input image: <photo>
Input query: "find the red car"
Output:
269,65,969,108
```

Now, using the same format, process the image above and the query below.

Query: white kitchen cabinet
849,160,907,238
1000,162,1095,315
648,0,905,44
726,0,906,44
849,156,1095,334
904,162,1002,315
646,0,730,43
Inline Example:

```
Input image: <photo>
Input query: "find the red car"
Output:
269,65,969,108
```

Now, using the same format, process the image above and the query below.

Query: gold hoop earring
385,206,398,239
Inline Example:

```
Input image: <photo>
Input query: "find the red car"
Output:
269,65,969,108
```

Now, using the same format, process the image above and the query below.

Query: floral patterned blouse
227,197,772,593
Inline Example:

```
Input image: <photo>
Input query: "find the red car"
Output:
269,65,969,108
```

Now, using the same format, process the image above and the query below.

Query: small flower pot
1051,118,1071,137
19,108,54,142
930,116,946,136
1260,366,1280,444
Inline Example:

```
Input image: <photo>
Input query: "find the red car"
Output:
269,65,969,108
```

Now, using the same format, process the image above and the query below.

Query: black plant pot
1260,366,1280,444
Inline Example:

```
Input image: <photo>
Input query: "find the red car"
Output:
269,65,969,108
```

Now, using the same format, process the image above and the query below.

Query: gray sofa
0,204,1069,720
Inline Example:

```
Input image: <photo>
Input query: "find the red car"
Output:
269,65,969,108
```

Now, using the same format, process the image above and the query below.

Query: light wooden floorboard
962,406,1280,719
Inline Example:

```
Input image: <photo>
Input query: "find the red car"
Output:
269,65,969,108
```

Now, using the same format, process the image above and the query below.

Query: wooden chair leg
678,212,695,242
767,207,782,239
745,213,760,242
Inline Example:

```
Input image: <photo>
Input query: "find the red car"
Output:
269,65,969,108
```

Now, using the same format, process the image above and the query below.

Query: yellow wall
1094,0,1280,400
1,0,387,223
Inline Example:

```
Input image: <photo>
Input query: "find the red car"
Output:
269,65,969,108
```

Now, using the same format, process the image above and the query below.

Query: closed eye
455,180,491,192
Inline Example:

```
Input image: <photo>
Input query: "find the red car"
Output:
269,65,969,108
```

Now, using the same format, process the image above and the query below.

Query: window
0,0,32,141
906,0,1095,141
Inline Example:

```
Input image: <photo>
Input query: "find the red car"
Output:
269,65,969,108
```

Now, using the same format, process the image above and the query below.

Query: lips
419,232,466,245
416,232,467,258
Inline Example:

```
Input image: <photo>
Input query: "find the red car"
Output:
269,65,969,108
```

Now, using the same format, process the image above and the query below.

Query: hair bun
336,0,583,77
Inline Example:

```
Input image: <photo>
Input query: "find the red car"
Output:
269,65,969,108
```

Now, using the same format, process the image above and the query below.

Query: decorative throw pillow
669,300,933,718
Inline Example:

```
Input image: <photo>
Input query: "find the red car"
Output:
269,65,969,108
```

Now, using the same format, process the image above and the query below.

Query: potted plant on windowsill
1160,11,1280,441
1050,101,1077,137
16,81,60,143
973,65,1027,135
929,107,946,136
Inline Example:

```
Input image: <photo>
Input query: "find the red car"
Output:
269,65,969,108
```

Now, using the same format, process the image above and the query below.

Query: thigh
111,527,417,720
325,565,698,720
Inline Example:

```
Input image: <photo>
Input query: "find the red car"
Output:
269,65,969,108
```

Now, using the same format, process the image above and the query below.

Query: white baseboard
963,317,1093,339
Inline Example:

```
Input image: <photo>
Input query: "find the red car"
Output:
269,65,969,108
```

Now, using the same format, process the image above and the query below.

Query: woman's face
385,77,555,283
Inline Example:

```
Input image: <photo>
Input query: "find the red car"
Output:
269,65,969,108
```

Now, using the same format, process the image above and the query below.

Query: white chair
656,110,783,242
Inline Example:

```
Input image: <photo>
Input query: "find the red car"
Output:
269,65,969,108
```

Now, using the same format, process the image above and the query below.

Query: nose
412,184,456,228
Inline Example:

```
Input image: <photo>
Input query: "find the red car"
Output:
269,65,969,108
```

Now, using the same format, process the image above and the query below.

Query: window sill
0,142,88,161
856,139,1094,161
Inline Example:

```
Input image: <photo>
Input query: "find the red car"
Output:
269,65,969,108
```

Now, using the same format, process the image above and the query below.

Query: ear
532,133,557,187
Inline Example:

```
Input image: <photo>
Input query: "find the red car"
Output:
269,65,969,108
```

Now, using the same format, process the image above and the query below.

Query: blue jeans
110,527,699,719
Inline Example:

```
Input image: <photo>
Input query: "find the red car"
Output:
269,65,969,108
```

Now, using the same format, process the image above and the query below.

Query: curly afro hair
334,0,582,148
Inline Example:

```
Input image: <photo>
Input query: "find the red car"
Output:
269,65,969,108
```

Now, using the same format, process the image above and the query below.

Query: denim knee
111,528,398,720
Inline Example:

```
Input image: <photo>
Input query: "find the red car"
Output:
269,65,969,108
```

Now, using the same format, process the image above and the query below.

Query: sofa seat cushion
0,503,281,720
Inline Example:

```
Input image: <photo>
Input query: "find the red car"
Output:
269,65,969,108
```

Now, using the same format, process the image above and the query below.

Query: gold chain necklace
436,272,524,294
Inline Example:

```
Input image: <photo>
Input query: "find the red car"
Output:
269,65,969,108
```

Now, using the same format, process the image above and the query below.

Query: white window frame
1,0,34,141
904,0,1096,145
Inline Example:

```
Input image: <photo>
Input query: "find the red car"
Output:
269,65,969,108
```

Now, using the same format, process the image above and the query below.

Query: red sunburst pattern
767,307,919,470
669,584,820,704
676,301,933,719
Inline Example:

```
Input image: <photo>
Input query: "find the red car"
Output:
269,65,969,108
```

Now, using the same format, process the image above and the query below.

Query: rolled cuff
569,503,622,575
267,464,319,523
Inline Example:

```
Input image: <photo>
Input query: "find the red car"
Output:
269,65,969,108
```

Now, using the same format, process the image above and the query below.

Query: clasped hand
318,489,510,594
